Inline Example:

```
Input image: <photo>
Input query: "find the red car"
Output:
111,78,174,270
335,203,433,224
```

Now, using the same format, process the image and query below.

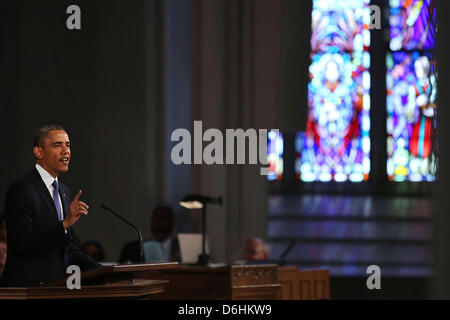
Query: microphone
100,204,145,263
278,241,296,266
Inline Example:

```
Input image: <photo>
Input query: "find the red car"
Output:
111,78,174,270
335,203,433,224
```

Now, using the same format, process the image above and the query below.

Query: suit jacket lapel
31,169,59,222
59,182,74,241
59,184,70,220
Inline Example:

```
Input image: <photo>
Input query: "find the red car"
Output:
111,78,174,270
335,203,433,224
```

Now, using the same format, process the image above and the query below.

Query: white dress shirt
35,164,65,222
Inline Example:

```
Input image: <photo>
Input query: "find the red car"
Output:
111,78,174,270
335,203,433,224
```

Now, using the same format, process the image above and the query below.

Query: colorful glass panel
267,131,283,181
386,51,437,181
387,0,437,181
389,0,437,51
299,0,371,182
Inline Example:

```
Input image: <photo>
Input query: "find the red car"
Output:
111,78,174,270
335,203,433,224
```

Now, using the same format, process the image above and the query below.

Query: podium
1,263,331,300
277,267,330,300
0,262,177,300
0,279,168,300
43,262,178,286
132,264,281,300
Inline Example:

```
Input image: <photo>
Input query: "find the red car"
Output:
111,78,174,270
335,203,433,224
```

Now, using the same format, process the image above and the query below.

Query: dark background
0,0,167,262
1,0,449,299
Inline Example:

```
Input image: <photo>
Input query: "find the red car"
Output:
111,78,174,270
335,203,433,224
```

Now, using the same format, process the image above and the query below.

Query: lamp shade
179,195,222,209
179,200,204,209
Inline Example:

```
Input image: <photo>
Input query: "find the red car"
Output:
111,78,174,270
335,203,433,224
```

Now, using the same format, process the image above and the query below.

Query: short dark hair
33,125,66,147
81,240,105,262
152,206,175,221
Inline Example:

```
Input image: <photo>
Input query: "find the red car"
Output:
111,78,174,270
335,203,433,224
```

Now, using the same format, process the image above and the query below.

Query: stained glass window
298,0,371,182
267,130,283,181
387,0,437,182
295,132,304,180
389,0,437,51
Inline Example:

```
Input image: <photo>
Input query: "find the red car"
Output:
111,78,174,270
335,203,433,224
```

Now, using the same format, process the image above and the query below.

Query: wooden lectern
0,262,177,300
277,267,330,300
132,264,281,300
0,262,329,300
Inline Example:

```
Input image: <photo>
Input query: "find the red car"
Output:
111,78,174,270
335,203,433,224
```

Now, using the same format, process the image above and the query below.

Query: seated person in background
82,240,105,263
243,237,269,261
119,206,180,263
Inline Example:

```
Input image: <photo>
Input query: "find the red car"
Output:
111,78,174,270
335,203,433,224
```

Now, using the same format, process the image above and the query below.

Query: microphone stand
279,241,296,266
100,204,145,263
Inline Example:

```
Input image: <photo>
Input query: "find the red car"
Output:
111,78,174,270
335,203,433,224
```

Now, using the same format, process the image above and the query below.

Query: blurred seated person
82,240,105,263
119,206,180,263
243,237,269,261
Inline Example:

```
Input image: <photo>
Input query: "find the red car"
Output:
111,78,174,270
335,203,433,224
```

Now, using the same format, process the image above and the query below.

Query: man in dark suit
0,125,101,287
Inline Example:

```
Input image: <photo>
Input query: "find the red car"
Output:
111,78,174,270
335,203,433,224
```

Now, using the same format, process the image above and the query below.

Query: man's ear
33,146,43,159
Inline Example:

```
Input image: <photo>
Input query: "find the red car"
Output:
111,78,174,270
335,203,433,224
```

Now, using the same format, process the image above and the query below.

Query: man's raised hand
63,190,89,229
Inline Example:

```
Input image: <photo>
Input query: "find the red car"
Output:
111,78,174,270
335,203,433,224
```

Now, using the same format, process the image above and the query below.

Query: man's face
243,239,267,260
151,213,173,242
34,130,71,178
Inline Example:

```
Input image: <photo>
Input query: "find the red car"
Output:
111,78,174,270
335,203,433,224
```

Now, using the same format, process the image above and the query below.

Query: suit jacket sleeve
66,242,102,271
5,183,69,256
63,187,102,271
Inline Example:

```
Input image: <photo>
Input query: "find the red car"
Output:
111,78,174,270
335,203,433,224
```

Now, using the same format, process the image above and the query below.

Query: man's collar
35,163,58,187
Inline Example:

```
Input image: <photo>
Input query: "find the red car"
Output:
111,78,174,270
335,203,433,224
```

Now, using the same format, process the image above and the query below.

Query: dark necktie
52,180,63,221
